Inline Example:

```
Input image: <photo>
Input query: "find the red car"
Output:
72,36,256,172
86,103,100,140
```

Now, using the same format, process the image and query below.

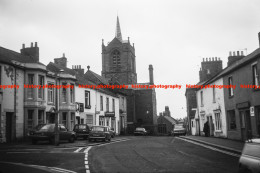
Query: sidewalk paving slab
180,135,245,154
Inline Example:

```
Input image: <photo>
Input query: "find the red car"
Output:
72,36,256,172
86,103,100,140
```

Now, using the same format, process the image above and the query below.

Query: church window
112,50,120,67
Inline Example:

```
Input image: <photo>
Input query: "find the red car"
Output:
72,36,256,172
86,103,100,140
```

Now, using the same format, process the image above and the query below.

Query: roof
84,70,109,85
203,48,260,86
47,62,118,97
163,116,178,125
0,46,44,65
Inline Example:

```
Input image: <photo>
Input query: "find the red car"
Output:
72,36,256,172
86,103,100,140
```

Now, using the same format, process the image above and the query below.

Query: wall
197,77,227,138
0,63,24,142
223,55,260,140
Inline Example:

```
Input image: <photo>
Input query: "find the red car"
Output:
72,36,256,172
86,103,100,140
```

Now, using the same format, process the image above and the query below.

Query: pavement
179,135,245,154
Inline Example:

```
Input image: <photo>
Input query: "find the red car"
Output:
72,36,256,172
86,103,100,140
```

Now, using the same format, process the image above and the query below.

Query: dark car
104,126,116,138
88,126,111,142
134,127,147,136
27,124,46,137
73,124,90,139
29,124,76,144
172,124,186,136
238,138,260,173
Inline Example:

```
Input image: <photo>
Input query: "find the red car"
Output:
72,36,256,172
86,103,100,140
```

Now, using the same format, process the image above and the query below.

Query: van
73,124,90,140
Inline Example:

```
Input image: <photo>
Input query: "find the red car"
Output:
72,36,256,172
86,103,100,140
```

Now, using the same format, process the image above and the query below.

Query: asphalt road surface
0,137,239,173
89,136,239,173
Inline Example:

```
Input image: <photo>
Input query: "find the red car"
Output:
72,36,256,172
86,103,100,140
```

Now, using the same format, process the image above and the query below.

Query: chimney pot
63,53,65,57
229,51,232,56
241,51,244,56
215,57,217,61
206,58,208,61
35,42,37,47
22,44,25,49
237,51,240,56
31,42,33,47
203,58,205,62
233,51,236,56
87,65,90,71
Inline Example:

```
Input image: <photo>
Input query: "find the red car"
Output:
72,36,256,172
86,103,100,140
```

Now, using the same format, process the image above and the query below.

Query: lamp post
54,70,63,146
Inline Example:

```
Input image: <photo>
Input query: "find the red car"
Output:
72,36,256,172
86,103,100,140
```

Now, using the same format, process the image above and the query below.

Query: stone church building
101,16,157,134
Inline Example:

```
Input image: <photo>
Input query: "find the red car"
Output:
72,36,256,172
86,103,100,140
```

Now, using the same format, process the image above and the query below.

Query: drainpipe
14,67,17,142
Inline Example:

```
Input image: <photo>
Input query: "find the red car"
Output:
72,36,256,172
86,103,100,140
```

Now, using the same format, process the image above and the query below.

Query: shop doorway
207,116,214,136
6,112,15,143
240,110,251,141
46,112,55,124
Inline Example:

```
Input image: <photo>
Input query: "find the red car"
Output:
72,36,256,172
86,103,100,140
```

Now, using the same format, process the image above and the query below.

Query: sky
1,0,260,119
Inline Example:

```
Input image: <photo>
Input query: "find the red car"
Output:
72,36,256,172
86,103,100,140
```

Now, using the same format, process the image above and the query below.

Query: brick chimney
20,42,39,62
227,51,245,66
72,65,84,75
54,53,67,67
199,57,223,82
149,65,154,85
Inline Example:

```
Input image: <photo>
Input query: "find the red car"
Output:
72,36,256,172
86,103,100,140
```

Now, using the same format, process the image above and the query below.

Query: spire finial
115,15,122,42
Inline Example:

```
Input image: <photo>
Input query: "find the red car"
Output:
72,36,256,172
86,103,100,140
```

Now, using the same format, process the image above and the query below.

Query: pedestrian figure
247,130,252,142
203,121,210,137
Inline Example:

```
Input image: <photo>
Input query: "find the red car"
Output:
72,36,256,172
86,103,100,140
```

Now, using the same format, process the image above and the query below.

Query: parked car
134,127,147,136
27,124,46,137
73,124,90,139
88,126,111,142
238,138,260,173
172,124,186,136
104,126,116,138
29,124,76,144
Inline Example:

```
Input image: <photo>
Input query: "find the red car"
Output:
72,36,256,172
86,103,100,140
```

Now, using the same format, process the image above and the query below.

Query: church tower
101,16,137,84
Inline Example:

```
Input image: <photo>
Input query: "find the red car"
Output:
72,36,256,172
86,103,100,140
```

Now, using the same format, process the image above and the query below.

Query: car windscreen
136,128,144,131
38,124,55,132
175,125,184,129
78,125,87,130
92,126,105,132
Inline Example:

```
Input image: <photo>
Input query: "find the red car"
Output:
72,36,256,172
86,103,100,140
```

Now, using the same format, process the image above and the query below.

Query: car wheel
69,136,75,143
108,136,111,142
32,139,37,145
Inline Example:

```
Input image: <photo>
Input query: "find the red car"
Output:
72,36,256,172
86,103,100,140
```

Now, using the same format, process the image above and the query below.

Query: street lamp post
54,72,61,146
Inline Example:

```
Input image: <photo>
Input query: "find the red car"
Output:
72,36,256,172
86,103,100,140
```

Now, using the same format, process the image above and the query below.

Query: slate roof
47,62,117,97
84,70,109,85
203,48,260,86
0,46,44,65
164,116,178,125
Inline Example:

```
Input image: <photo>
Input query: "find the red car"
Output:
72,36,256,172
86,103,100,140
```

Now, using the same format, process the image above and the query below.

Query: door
207,116,214,136
195,120,200,135
6,112,15,143
46,113,55,124
240,110,251,141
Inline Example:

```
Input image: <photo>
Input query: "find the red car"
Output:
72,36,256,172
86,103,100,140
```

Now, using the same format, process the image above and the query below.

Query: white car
238,138,260,173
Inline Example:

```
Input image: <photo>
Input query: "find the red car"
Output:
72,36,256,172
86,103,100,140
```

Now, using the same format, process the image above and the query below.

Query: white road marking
74,147,83,153
97,139,129,147
177,137,240,157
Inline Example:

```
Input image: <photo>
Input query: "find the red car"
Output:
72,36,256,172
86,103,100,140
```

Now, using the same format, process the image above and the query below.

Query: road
0,136,239,173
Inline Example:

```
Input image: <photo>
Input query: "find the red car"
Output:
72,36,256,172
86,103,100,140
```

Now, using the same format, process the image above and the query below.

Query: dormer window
112,50,120,68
